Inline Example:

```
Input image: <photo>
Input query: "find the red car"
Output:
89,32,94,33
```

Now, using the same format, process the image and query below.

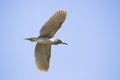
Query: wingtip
57,9,67,12
39,68,48,72
57,9,67,15
37,66,49,72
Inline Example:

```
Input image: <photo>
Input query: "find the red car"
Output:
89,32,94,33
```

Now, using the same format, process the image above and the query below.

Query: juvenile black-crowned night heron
25,10,67,72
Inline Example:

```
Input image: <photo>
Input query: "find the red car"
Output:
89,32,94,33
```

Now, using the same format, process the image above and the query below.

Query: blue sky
0,0,120,80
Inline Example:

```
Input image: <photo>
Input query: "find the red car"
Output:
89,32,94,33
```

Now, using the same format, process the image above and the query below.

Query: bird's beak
62,42,68,45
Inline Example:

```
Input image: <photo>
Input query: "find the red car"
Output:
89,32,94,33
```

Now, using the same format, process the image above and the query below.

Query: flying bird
25,10,67,72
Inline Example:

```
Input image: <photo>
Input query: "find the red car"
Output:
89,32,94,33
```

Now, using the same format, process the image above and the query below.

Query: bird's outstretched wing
35,43,51,72
40,10,67,37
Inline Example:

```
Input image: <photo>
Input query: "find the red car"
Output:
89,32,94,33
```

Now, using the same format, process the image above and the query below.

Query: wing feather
40,10,67,37
34,43,51,72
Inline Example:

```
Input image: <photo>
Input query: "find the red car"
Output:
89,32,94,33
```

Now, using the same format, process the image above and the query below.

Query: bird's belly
37,38,52,44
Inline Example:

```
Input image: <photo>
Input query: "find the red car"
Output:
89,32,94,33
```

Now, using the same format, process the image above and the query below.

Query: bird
25,10,67,72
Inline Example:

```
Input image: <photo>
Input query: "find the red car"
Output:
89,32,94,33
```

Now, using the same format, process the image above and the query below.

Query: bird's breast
36,38,52,44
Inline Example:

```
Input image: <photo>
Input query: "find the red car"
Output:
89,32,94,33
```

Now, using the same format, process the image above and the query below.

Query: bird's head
53,39,68,45
25,37,38,42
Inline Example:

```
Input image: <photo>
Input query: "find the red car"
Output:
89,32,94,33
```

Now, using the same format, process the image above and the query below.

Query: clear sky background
0,0,120,80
